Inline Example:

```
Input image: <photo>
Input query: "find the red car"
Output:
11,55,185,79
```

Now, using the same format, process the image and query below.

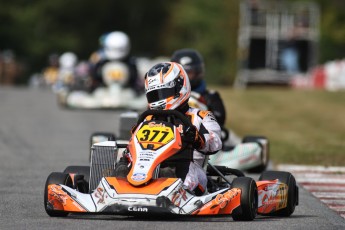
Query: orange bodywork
127,125,182,186
47,185,86,212
106,177,178,195
256,180,288,214
193,188,241,215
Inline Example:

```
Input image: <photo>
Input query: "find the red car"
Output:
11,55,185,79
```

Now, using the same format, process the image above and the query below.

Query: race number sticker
136,121,174,150
102,61,129,86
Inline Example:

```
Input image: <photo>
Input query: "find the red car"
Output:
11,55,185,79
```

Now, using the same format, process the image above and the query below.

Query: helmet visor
146,88,176,103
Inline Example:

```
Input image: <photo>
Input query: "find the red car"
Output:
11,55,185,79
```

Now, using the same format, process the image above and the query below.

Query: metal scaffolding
234,0,320,88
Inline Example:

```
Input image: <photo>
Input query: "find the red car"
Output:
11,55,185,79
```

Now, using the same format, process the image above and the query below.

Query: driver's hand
184,125,204,150
130,124,138,134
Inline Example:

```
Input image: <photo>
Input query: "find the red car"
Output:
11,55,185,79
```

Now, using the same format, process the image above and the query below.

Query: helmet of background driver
144,62,191,110
59,52,78,69
101,31,130,60
170,48,205,89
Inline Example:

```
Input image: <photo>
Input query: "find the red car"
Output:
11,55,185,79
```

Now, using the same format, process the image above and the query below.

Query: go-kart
57,60,147,110
44,109,298,219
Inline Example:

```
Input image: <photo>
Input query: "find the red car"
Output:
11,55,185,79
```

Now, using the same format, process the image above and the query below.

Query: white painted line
312,192,345,199
322,200,345,205
304,185,345,192
297,178,345,184
277,164,345,219
328,206,345,212
277,164,345,173
291,173,345,179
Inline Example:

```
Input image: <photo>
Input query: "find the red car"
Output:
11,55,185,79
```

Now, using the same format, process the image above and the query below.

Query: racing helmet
59,52,77,69
144,62,191,110
102,31,130,60
170,49,205,89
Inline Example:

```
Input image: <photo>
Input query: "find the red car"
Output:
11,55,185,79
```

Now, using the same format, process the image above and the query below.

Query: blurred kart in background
44,109,298,219
57,60,147,111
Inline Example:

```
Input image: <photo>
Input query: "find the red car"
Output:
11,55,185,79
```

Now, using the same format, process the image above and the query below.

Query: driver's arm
197,111,222,154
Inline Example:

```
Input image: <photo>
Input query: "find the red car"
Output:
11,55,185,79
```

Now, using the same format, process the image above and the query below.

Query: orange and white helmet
144,62,191,110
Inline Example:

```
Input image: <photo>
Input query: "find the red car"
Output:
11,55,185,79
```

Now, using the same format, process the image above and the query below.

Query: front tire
259,171,298,216
63,166,90,193
44,172,73,217
231,177,258,221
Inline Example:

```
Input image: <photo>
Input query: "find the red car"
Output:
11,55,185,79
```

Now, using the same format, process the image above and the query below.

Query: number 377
139,129,169,142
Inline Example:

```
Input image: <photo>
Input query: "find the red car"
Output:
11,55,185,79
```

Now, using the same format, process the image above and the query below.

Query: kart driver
116,62,222,195
88,31,142,93
171,49,226,128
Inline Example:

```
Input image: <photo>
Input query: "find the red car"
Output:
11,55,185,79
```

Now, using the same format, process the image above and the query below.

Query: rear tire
44,172,73,217
259,171,298,216
231,177,258,221
242,136,269,173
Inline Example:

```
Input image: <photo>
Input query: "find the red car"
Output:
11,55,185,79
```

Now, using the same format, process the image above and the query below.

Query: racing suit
192,80,226,128
182,106,222,193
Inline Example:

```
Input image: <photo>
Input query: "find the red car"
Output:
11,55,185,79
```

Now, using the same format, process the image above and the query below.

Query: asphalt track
0,87,345,230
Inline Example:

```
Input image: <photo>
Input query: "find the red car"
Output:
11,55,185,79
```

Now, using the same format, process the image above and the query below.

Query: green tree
161,0,239,85
316,0,345,62
0,0,173,80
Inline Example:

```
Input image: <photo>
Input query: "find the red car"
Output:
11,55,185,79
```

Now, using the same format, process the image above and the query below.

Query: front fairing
127,120,183,186
47,176,242,216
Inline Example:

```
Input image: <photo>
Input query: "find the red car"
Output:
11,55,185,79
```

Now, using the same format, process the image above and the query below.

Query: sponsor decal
206,112,216,121
139,159,150,161
132,173,146,181
146,83,170,92
94,187,108,204
148,121,166,128
258,183,287,209
128,206,148,212
148,78,157,84
171,187,188,207
139,152,155,161
50,185,68,205
214,189,239,209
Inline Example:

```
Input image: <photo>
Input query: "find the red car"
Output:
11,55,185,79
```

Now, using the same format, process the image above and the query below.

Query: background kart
56,60,147,110
188,92,270,173
44,110,298,220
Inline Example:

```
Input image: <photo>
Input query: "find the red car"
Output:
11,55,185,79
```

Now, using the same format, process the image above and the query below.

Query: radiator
89,141,118,191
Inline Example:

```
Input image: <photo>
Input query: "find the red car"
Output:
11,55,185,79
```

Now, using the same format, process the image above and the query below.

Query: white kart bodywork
57,175,232,214
66,84,147,110
62,60,147,110
209,142,262,171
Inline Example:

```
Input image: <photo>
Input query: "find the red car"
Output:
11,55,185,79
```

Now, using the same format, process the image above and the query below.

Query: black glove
184,125,204,150
130,124,138,134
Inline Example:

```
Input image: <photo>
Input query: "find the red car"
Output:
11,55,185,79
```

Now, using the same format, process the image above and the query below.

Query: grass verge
215,87,345,166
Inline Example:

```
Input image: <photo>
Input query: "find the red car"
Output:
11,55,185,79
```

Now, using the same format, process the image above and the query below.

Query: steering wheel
136,109,194,133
